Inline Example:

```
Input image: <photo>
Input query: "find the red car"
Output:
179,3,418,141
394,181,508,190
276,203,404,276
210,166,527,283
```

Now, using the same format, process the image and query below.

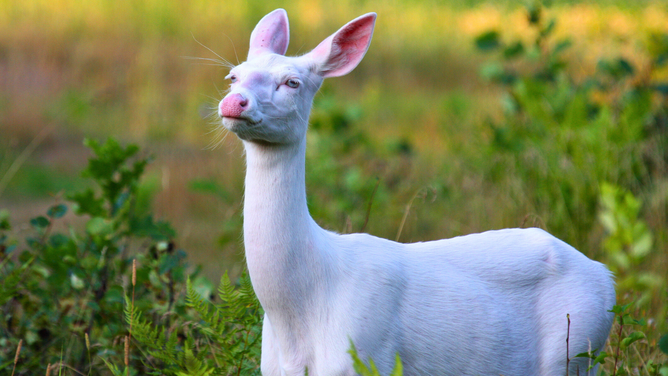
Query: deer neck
242,138,327,312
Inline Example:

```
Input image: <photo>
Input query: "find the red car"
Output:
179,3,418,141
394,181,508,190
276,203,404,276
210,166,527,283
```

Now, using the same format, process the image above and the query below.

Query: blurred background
1,0,667,322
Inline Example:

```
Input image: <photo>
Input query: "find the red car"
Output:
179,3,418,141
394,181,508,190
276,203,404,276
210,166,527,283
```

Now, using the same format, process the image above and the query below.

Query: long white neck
242,139,329,314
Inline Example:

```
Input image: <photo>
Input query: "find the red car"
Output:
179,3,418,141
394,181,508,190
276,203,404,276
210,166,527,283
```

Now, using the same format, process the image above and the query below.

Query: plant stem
566,313,571,376
11,339,22,376
360,177,380,233
611,313,624,376
236,328,251,376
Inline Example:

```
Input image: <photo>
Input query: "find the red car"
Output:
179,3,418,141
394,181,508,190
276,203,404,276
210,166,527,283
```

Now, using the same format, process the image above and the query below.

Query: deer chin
223,118,289,145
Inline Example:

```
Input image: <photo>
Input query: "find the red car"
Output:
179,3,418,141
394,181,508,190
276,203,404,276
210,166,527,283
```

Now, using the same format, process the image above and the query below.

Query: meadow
1,0,667,374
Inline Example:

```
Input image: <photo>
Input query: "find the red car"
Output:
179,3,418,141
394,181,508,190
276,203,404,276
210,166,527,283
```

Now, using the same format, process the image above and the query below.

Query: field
1,0,667,374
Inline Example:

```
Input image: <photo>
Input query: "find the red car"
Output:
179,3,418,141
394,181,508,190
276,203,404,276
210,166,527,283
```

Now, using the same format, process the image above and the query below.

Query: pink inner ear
311,13,376,78
332,21,375,60
248,9,290,58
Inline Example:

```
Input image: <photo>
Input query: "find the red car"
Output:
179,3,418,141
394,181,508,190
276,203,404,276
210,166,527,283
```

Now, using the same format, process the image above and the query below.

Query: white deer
217,9,615,376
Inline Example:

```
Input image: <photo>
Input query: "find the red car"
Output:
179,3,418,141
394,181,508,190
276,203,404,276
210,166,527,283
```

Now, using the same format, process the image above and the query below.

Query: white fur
217,9,616,376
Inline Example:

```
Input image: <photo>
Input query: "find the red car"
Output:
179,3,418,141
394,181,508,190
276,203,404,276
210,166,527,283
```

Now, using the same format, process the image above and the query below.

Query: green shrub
576,303,668,376
475,2,668,252
113,272,262,376
0,138,196,375
598,182,665,310
306,88,392,233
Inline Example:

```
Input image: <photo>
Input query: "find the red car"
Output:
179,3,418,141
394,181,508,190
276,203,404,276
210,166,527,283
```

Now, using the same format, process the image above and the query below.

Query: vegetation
473,0,668,315
1,0,667,375
0,139,202,374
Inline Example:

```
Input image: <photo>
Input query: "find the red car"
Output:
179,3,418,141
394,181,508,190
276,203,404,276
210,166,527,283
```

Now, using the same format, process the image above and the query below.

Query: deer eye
286,79,300,88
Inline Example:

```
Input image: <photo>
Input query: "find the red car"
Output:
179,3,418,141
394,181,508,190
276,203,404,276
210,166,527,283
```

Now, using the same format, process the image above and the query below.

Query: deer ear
308,13,376,78
248,9,290,59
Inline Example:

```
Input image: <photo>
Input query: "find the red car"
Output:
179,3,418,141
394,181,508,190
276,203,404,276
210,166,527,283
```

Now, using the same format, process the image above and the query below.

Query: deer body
218,9,615,376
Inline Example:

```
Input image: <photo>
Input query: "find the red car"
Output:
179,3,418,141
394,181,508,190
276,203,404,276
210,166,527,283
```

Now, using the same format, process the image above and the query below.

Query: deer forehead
232,55,320,88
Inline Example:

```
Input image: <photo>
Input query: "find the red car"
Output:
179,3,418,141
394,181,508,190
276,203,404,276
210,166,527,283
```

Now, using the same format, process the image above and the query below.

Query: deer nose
219,93,249,118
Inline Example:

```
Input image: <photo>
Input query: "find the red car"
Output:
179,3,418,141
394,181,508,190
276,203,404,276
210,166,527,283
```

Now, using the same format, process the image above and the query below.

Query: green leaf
540,19,556,38
100,357,123,376
47,204,68,219
390,353,403,376
479,62,514,84
598,212,617,233
191,275,215,303
49,233,70,248
176,347,215,376
610,251,630,270
25,330,39,345
70,273,85,290
659,333,668,355
503,41,524,59
552,39,573,56
631,231,652,258
622,315,646,326
617,58,634,75
69,189,105,217
129,215,176,240
574,350,598,359
620,331,646,348
86,217,114,236
83,138,140,181
348,340,394,376
475,30,501,51
609,303,632,315
148,270,162,287
349,341,372,376
0,234,14,253
597,58,635,79
590,351,609,368
0,209,10,230
30,216,50,229
653,84,668,95
526,3,541,25
105,285,126,305
158,252,183,275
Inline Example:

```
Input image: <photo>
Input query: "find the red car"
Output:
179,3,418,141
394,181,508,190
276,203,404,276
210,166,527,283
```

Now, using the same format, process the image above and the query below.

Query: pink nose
220,93,249,118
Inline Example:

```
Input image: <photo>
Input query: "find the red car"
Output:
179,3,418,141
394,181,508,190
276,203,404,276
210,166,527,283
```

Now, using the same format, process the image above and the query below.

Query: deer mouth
222,116,263,128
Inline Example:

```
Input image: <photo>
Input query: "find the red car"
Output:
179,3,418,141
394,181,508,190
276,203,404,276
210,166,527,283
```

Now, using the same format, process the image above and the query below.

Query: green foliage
0,138,192,375
0,138,261,375
660,334,668,356
474,4,668,369
475,30,501,52
576,303,668,376
349,341,403,376
307,89,392,232
120,272,262,375
475,2,668,252
598,182,665,306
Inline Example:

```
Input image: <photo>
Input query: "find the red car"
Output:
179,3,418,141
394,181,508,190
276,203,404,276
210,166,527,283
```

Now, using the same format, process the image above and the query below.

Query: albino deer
217,9,615,376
